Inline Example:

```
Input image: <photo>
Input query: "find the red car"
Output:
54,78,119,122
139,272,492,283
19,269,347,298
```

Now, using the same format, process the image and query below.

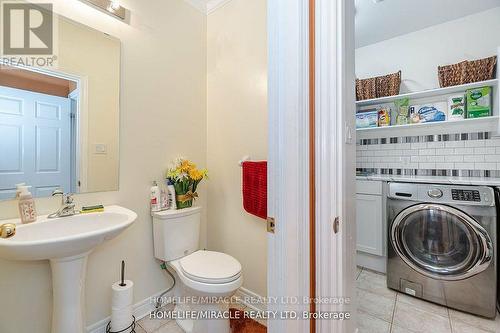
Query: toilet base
175,302,230,333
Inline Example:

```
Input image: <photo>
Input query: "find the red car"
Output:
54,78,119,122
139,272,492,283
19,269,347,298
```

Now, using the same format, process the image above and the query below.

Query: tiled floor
356,267,500,333
136,301,266,333
137,269,499,333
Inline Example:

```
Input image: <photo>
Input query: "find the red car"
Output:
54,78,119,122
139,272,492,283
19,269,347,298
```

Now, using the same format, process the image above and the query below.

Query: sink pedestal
50,252,91,333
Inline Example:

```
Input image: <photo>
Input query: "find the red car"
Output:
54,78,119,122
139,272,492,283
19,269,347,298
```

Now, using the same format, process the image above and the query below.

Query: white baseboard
87,286,266,332
235,287,267,313
86,289,172,333
357,252,386,274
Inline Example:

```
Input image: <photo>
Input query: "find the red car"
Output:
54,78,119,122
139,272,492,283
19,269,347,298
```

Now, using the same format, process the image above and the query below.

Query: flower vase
173,182,194,209
176,194,193,209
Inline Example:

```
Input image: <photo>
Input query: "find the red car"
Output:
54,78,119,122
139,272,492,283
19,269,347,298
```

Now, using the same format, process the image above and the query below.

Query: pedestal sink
0,205,137,333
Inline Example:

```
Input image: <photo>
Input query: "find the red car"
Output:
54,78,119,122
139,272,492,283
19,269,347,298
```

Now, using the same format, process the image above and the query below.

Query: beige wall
58,18,121,193
0,0,207,332
207,0,268,297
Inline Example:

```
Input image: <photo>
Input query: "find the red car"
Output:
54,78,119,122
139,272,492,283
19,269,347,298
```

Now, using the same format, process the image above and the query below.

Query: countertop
356,174,500,186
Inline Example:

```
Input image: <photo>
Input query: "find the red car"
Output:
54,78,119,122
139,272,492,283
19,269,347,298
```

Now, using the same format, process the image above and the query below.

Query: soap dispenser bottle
18,186,37,224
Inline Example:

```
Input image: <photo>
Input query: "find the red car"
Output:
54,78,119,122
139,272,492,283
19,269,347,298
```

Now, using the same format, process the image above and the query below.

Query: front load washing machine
387,182,498,318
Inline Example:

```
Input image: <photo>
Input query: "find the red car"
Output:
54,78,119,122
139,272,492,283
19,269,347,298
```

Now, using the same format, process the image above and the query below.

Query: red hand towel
242,161,267,220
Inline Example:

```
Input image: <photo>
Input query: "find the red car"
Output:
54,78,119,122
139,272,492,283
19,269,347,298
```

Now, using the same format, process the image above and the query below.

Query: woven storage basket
438,61,467,88
438,56,497,88
375,70,401,98
464,56,497,84
356,70,401,101
355,77,376,100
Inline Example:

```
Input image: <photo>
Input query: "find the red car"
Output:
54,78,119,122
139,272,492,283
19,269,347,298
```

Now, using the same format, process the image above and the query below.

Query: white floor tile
357,288,396,322
391,325,415,333
357,270,397,299
451,318,493,333
449,309,500,333
138,305,175,333
134,325,147,333
396,293,449,317
357,310,391,333
154,320,184,333
392,301,451,333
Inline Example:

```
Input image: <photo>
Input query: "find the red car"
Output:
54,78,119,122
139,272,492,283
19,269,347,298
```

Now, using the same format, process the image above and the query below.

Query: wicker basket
464,56,497,84
356,70,401,101
375,71,401,98
438,61,467,88
355,77,376,100
438,56,497,88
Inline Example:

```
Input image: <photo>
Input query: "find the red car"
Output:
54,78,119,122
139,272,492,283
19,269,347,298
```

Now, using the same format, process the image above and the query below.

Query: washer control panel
451,189,481,202
388,182,495,206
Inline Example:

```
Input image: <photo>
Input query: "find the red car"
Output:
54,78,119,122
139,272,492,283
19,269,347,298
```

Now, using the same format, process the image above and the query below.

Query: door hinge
333,216,340,234
267,217,276,234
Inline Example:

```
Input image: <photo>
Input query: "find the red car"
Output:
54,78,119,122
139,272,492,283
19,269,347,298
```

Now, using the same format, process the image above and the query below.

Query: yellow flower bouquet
166,157,208,209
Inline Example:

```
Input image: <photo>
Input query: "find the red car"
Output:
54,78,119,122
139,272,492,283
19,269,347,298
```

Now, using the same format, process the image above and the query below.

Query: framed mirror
0,14,120,199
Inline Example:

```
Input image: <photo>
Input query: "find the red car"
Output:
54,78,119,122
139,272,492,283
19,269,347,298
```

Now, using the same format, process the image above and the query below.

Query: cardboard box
466,87,492,118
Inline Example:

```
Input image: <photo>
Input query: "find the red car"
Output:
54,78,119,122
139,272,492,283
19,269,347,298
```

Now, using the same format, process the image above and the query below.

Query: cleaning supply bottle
160,182,169,211
18,186,37,224
150,181,161,213
167,179,177,210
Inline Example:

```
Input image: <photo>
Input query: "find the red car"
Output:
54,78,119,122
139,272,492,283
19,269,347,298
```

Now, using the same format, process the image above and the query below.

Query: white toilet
152,206,243,333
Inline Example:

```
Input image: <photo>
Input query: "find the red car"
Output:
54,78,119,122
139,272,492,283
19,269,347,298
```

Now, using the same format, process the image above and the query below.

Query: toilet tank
152,206,201,261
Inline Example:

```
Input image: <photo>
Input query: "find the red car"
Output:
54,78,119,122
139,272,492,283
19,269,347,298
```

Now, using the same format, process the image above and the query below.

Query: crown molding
183,0,207,14
207,0,233,14
182,0,234,15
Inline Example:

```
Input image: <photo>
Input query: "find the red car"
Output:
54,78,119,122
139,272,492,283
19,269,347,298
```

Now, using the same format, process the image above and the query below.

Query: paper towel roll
111,280,134,332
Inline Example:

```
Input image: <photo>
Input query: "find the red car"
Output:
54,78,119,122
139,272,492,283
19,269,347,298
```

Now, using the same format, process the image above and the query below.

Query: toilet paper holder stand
106,315,136,333
107,261,136,333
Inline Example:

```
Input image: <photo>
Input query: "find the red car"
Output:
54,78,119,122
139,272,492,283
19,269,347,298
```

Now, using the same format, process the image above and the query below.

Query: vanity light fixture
80,0,127,21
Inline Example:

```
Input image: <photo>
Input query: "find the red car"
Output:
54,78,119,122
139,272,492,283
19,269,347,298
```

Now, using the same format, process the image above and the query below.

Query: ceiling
355,0,500,48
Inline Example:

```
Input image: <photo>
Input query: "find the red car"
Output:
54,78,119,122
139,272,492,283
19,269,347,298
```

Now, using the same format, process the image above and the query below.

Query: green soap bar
82,205,104,211
466,86,491,118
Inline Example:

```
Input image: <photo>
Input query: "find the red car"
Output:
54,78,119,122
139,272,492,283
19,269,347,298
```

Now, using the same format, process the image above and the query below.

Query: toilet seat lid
179,251,242,284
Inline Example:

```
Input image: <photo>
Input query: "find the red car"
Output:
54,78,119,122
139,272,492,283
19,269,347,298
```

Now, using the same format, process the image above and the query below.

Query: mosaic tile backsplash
356,132,500,177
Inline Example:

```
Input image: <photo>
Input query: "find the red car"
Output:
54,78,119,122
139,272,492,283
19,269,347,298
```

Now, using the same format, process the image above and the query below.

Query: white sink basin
0,205,137,260
0,205,137,333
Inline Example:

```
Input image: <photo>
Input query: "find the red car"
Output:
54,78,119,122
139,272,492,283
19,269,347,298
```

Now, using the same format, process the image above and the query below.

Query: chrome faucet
48,190,78,218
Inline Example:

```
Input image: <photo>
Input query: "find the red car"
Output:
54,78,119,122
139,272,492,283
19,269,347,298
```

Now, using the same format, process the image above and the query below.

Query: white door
0,86,71,199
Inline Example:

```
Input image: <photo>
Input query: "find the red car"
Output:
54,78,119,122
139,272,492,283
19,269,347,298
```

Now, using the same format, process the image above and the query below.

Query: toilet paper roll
111,280,134,307
111,306,133,332
111,280,134,332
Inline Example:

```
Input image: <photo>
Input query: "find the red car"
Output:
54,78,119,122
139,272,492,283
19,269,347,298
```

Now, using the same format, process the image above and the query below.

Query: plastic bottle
150,181,161,212
160,182,169,211
15,183,26,199
18,186,37,224
167,180,177,210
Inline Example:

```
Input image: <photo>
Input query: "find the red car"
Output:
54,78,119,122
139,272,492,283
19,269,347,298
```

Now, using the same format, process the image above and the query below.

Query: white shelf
357,116,500,139
356,79,498,108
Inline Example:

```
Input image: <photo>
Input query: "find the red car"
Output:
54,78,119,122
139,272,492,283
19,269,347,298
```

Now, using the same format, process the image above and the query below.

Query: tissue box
466,87,491,118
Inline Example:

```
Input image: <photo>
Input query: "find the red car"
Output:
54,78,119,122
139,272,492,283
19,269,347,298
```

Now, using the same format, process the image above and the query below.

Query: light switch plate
94,144,107,154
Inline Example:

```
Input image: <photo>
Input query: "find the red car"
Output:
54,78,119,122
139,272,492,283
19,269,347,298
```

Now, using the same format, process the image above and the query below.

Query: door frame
314,0,356,332
268,0,357,332
267,0,311,332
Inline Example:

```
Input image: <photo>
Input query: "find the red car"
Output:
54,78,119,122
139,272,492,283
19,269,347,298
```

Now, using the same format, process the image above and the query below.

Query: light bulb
108,0,121,11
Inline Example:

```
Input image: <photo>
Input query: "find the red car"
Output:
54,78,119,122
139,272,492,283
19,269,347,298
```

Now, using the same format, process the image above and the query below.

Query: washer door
391,203,493,281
